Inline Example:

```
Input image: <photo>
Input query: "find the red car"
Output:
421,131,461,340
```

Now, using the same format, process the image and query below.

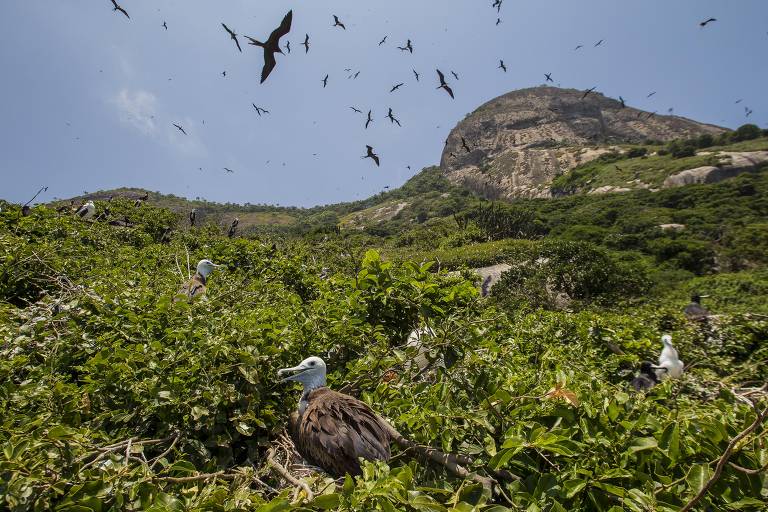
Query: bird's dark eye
308,361,315,366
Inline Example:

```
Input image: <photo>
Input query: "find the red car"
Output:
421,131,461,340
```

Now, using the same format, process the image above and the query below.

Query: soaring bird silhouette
496,18,501,26
451,71,460,80
574,44,583,50
461,137,471,153
745,108,753,117
322,74,329,88
252,104,270,115
285,40,291,54
223,168,235,174
700,17,717,27
498,60,507,72
581,87,597,99
350,106,362,114
387,108,401,126
647,91,656,98
173,123,187,135
619,96,626,108
110,0,129,19
436,69,454,98
735,99,743,104
332,15,346,30
301,34,310,53
594,39,604,47
245,11,292,83
365,110,373,129
398,39,414,53
379,35,387,46
493,0,503,13
390,82,404,92
412,69,420,81
363,146,380,166
221,23,242,52
544,73,553,82
162,21,167,30
222,70,227,77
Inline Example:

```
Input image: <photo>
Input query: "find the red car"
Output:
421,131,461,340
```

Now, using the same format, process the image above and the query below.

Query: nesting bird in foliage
228,217,239,238
656,335,684,380
179,259,223,301
684,294,710,320
189,208,197,227
74,200,96,220
631,361,665,391
278,356,392,477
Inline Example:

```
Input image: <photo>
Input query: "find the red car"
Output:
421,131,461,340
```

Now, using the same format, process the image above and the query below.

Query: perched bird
379,35,387,46
390,82,404,92
278,357,391,477
189,208,197,227
451,71,460,81
365,110,373,129
700,18,717,27
350,106,362,113
363,145,380,166
436,69,454,98
386,108,401,126
619,96,626,108
252,104,270,116
594,39,604,47
109,0,129,19
684,294,711,320
221,23,243,52
228,218,239,238
162,21,168,30
179,259,223,301
74,201,96,220
581,86,597,99
332,15,346,30
656,335,684,380
322,74,329,88
138,192,148,201
544,72,553,82
398,39,414,53
173,123,187,135
631,361,665,391
245,10,292,83
498,60,507,72
413,69,420,81
301,33,310,53
21,205,31,217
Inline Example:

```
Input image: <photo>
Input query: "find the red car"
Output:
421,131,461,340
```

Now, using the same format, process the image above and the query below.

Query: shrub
731,123,761,142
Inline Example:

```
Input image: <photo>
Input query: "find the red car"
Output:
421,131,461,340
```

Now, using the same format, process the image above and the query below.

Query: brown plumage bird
332,15,346,30
436,69,454,98
700,18,717,27
178,259,222,301
110,0,129,19
244,10,292,83
227,218,239,238
221,23,242,52
279,357,391,477
363,145,380,166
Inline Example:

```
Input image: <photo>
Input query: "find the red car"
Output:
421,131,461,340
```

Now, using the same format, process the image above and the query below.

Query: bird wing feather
261,49,277,83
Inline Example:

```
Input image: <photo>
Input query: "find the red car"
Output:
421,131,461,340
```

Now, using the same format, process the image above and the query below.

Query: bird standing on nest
74,201,96,220
656,335,684,380
178,259,223,301
684,294,710,320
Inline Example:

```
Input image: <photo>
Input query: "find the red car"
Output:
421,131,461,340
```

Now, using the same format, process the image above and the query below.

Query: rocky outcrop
663,151,768,188
440,86,727,199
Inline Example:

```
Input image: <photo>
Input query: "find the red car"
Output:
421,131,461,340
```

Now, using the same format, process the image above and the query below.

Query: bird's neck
298,377,326,414
195,272,208,283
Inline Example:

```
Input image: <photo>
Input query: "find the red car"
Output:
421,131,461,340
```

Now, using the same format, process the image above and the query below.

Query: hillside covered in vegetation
3,137,768,510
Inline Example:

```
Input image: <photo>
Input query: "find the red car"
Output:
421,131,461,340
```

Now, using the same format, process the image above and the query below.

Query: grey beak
277,364,304,383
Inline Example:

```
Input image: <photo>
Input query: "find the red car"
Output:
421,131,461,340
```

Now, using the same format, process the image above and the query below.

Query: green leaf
628,437,658,454
312,493,341,509
686,464,712,494
659,423,680,463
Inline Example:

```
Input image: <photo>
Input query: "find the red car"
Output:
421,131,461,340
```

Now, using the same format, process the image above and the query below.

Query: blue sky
1,1,766,207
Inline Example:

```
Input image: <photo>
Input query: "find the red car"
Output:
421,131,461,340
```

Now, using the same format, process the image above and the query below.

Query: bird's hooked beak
277,362,308,383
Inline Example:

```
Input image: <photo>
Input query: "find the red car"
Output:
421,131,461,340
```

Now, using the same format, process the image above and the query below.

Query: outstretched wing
270,10,293,42
260,49,277,83
444,84,454,99
436,69,446,84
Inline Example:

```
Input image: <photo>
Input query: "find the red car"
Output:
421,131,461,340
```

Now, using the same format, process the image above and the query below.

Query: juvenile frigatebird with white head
179,259,223,301
278,356,391,477
656,334,684,380
74,201,96,220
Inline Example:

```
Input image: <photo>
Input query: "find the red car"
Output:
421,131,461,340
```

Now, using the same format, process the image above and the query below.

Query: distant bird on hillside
228,218,239,238
109,0,129,19
498,60,507,72
699,17,717,27
436,69,454,98
656,335,684,380
387,108,401,126
221,23,242,52
412,69,420,81
21,205,30,216
252,104,270,116
594,39,604,47
322,74,329,87
363,145,380,166
173,123,187,135
619,96,626,108
631,361,665,391
544,73,553,82
179,259,223,301
301,34,310,53
365,110,373,129
379,35,387,46
332,15,346,30
74,201,96,220
581,87,597,99
350,106,362,113
398,39,414,53
245,10,292,83
189,209,197,227
684,294,711,320
162,21,168,30
390,82,404,92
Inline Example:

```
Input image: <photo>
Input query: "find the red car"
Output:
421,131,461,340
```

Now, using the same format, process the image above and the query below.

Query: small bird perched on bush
656,334,684,380
631,361,666,391
684,294,710,320
178,259,223,301
74,201,96,220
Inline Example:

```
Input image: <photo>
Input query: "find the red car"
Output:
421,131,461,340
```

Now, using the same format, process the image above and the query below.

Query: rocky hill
440,86,727,199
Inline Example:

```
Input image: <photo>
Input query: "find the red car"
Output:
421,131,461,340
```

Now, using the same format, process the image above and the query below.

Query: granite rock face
663,151,768,188
440,86,726,199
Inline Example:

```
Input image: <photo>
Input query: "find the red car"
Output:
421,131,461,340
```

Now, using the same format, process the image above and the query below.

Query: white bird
74,201,95,220
656,334,684,380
